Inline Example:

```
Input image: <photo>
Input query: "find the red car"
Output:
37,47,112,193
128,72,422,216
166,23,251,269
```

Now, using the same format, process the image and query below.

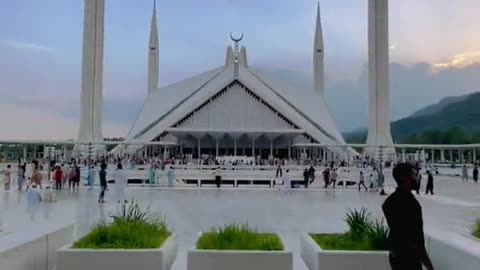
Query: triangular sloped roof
122,63,347,151
126,66,226,139
247,68,347,144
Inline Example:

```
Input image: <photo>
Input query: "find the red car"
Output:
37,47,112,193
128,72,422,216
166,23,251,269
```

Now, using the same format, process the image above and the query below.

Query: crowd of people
267,157,445,197
2,153,478,204
0,156,181,206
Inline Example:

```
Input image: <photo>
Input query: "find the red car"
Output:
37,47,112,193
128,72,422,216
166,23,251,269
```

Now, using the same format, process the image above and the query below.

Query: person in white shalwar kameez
282,170,292,194
26,183,42,221
25,162,32,181
113,163,128,203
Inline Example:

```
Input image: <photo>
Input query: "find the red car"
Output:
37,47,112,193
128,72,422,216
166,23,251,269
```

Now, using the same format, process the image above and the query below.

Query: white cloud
0,40,53,53
432,50,480,71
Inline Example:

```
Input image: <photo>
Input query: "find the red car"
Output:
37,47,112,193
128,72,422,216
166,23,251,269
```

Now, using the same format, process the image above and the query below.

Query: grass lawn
310,233,375,251
196,224,284,251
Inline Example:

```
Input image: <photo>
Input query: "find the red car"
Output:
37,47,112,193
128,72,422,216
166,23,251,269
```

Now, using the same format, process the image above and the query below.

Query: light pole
378,145,384,174
87,142,95,189
378,145,386,194
47,146,53,182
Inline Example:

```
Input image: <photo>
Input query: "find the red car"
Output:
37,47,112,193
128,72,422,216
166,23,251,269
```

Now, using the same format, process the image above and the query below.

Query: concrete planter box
56,234,177,270
187,233,292,270
300,234,389,270
0,222,73,270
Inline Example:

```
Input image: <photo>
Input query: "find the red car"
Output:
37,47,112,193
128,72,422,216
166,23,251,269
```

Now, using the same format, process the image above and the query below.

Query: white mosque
76,0,394,161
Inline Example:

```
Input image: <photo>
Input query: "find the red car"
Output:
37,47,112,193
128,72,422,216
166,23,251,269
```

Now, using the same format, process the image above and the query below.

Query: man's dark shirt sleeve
382,190,425,256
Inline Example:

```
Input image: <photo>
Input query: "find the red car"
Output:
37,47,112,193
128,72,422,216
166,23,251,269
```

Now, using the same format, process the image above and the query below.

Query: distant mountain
410,94,470,117
344,92,480,143
391,92,480,138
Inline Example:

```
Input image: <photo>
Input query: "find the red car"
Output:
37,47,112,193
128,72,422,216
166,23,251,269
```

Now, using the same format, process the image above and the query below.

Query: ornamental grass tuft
73,200,170,249
367,219,390,250
196,224,284,251
473,219,480,239
344,207,372,239
311,208,389,251
311,233,372,251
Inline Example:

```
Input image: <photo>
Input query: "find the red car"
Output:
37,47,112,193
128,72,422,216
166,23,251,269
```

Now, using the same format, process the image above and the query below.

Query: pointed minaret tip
313,1,324,96
315,1,322,38
152,0,157,23
148,0,159,95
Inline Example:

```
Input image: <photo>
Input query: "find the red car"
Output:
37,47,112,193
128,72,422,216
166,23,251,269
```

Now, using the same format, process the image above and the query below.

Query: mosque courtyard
1,170,479,270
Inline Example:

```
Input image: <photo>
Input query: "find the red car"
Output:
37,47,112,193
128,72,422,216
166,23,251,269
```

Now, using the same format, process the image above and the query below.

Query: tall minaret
313,2,324,95
77,0,105,154
366,0,394,156
147,0,159,95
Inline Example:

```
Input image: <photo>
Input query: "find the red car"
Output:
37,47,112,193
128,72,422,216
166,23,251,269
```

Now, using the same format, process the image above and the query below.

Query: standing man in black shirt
98,163,107,204
425,170,434,195
322,168,330,188
473,166,478,183
414,170,422,195
382,163,435,270
308,166,316,185
303,168,310,189
276,165,283,178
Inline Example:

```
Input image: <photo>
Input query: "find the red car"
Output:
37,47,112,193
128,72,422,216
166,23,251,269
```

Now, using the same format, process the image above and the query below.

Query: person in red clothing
54,165,63,190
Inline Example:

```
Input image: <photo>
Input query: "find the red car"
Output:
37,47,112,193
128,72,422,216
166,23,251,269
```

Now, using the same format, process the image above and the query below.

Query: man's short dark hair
392,162,416,186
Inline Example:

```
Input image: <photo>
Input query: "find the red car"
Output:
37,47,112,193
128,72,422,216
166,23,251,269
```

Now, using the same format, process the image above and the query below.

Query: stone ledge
56,234,177,270
300,233,389,270
0,222,74,270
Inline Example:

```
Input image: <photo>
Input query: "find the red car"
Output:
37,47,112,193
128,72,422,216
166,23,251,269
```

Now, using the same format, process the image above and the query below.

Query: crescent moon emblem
230,32,244,42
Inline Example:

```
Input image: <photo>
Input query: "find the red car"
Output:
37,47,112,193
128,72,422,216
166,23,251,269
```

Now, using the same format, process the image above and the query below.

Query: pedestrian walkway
0,174,479,270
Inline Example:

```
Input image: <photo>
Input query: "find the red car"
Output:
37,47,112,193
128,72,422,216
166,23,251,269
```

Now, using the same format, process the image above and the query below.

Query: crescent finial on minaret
230,32,244,43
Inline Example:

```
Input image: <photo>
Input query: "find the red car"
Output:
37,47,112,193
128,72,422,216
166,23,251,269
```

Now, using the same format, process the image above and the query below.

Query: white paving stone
0,172,479,270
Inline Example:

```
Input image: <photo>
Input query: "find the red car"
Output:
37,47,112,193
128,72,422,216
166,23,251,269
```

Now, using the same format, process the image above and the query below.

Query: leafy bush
196,224,284,251
366,219,389,250
73,201,170,249
472,219,480,239
111,200,150,223
344,208,372,238
312,208,388,251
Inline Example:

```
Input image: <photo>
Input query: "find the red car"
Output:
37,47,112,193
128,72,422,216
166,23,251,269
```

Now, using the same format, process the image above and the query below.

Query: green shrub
344,208,372,238
111,201,150,223
472,219,480,239
366,219,389,250
196,224,284,251
73,201,170,249
312,208,388,251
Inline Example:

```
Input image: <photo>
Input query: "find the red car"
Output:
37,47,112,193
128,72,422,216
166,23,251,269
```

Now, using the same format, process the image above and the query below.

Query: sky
1,0,480,140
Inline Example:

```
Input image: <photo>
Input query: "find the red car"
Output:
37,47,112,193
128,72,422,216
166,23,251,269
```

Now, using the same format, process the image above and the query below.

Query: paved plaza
1,171,479,270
